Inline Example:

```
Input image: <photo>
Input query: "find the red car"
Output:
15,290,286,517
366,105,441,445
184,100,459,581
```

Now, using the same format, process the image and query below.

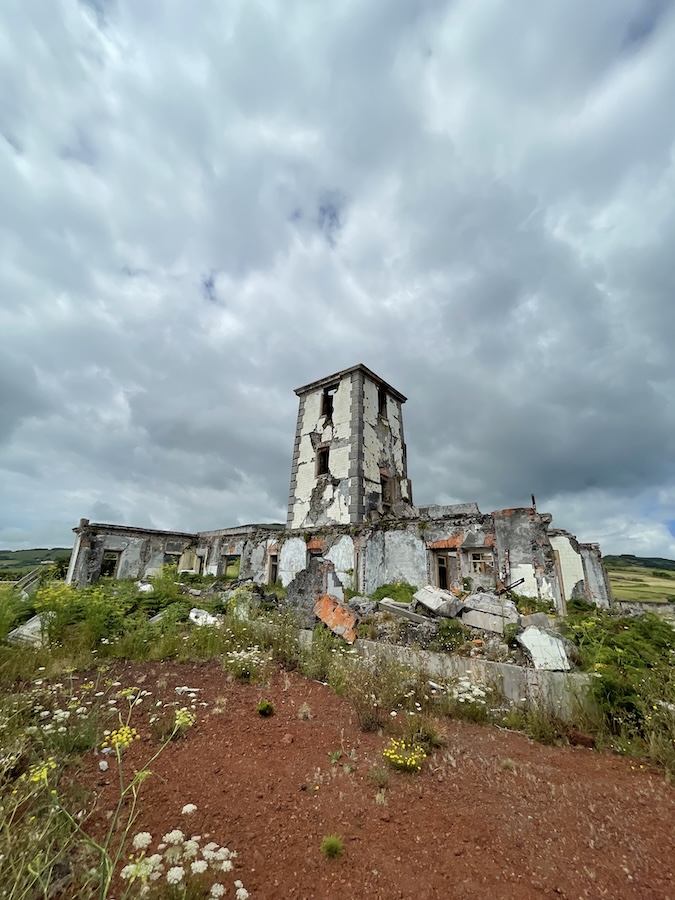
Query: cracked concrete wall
550,532,586,604
67,522,196,587
492,509,559,604
362,378,412,519
579,543,612,609
288,377,354,529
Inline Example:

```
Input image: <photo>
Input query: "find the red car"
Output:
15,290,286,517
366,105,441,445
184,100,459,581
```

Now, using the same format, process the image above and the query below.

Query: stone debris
516,626,571,671
520,612,555,629
135,581,154,593
460,592,519,635
413,586,464,619
7,614,43,647
188,608,222,627
378,599,432,624
347,596,378,617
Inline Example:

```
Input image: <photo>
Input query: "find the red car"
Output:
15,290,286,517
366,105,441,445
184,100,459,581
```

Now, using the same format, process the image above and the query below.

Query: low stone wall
613,600,675,622
300,630,591,722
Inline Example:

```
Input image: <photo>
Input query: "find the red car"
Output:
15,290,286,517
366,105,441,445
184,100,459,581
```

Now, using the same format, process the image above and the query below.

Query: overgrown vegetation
370,583,417,604
2,562,675,896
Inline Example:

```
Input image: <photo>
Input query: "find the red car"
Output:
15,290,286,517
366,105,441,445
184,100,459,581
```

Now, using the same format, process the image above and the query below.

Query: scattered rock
188,608,222,627
99,760,109,772
378,599,432,624
347,596,377,617
7,614,43,647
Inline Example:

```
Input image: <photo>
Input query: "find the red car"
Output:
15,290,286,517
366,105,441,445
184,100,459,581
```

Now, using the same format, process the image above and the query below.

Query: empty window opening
378,386,387,418
437,554,448,590
219,555,240,579
470,551,494,575
380,475,392,510
321,385,338,419
268,553,279,585
100,551,122,578
317,446,330,476
163,552,181,566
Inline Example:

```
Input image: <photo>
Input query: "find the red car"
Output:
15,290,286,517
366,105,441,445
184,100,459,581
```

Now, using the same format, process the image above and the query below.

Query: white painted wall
324,534,355,590
279,537,308,586
290,378,353,529
550,535,586,601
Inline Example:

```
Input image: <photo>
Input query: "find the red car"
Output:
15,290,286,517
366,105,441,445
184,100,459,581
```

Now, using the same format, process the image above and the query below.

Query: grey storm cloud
1,0,675,559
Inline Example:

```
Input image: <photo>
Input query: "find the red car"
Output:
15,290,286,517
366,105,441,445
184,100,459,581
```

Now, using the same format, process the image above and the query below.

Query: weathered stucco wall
579,544,612,609
288,376,353,530
550,533,586,603
492,509,559,605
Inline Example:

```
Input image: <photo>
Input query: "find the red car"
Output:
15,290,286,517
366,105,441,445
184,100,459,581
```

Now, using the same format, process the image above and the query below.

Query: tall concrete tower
286,364,414,530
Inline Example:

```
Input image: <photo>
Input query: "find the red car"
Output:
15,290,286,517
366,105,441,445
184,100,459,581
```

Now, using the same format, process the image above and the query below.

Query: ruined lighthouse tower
286,364,414,530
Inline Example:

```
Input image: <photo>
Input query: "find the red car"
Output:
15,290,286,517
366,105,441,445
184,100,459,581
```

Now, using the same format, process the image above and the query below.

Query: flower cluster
119,819,248,898
382,738,427,772
451,677,487,706
22,758,57,784
174,708,196,733
103,724,140,751
223,646,270,681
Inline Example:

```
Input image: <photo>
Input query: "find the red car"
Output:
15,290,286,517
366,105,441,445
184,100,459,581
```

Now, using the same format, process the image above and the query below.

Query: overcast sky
2,0,675,558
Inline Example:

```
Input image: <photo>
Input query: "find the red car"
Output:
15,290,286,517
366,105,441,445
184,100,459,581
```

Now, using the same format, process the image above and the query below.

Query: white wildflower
163,829,185,845
210,886,226,898
221,860,233,873
166,866,185,885
182,839,199,858
133,832,153,850
191,860,208,875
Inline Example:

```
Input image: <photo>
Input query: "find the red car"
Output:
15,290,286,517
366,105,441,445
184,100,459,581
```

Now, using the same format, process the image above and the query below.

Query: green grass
606,560,675,602
0,548,71,578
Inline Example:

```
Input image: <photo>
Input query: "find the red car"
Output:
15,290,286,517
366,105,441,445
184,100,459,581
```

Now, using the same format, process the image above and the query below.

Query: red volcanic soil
78,661,675,900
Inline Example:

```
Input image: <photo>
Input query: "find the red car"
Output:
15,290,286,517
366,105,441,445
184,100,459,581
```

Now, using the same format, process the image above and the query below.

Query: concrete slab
378,599,432,624
8,614,43,646
461,609,510,634
413,586,464,618
517,626,571,671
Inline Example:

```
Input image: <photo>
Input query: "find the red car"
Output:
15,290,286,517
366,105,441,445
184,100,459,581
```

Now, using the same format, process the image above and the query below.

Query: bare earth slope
81,662,675,900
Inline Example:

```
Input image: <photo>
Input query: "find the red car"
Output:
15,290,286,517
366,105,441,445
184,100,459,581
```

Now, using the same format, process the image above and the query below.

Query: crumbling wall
288,377,353,529
67,520,196,587
579,543,612,609
492,509,559,604
550,532,586,604
361,378,412,520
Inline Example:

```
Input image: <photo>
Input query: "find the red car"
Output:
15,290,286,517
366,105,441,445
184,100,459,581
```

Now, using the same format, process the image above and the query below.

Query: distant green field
605,557,675,603
0,547,70,578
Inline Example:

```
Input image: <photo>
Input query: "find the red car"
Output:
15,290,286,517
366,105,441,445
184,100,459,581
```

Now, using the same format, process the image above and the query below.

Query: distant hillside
0,547,71,576
604,554,675,572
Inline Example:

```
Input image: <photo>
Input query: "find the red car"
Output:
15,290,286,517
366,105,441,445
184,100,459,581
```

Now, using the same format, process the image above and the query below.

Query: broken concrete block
463,592,519,622
135,581,154,593
7,614,43,647
378,599,432,624
188,608,222,627
516,626,571,671
413,585,464,618
461,609,511,634
314,594,359,644
347,596,377,617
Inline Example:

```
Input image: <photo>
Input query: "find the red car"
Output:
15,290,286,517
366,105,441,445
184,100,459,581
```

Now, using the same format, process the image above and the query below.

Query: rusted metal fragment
314,594,359,643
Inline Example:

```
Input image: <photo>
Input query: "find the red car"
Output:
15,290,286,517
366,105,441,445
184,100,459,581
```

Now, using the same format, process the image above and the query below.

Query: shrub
404,713,446,752
297,702,313,720
256,700,275,717
371,583,417,604
320,834,344,859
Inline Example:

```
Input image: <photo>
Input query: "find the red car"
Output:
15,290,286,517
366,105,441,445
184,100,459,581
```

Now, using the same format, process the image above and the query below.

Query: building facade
67,364,612,612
